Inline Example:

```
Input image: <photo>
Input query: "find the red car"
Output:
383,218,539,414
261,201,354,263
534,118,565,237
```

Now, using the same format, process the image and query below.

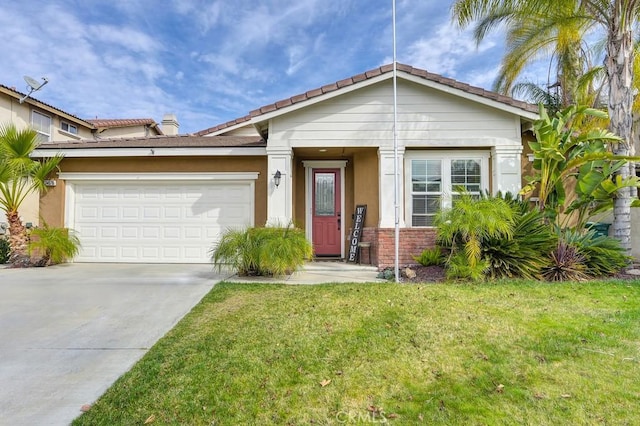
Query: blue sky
0,0,537,134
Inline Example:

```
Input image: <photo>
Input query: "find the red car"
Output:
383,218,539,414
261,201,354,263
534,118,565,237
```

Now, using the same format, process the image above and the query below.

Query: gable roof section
196,63,539,137
0,84,95,129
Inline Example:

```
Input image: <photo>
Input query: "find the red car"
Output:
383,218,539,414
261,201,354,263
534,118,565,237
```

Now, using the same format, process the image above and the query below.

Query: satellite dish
19,75,49,103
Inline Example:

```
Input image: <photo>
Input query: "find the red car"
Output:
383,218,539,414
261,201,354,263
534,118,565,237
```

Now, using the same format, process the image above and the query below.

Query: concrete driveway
0,263,225,425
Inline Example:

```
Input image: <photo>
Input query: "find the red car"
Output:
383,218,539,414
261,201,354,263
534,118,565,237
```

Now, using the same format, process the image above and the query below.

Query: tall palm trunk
605,0,637,254
6,209,28,263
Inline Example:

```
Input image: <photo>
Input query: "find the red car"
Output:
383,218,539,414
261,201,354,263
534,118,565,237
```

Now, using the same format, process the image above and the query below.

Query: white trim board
58,172,260,181
33,147,267,158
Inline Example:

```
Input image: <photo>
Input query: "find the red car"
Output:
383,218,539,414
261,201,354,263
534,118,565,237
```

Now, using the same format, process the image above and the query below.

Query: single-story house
34,63,539,267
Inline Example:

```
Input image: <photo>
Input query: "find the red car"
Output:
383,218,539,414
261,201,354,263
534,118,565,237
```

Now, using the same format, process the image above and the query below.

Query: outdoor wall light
274,170,282,188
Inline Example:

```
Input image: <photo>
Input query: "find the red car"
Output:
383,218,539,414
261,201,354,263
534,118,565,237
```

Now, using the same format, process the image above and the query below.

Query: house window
31,111,51,142
61,121,78,135
406,151,489,227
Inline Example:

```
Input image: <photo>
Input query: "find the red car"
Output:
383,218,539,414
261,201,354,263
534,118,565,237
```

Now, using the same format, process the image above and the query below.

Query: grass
74,280,640,425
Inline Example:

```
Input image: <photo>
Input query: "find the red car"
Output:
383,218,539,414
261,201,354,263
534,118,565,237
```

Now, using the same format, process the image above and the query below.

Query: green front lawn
74,281,640,425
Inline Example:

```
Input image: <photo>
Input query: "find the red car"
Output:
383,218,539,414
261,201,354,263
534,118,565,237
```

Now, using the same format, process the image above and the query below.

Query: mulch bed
397,265,640,283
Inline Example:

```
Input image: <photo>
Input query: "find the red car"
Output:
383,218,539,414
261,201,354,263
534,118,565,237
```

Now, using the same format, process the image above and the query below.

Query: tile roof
35,134,265,149
87,118,158,128
195,63,538,136
0,84,95,128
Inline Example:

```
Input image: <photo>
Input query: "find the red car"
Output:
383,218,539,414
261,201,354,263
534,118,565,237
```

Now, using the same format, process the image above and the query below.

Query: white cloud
400,22,497,75
88,25,162,53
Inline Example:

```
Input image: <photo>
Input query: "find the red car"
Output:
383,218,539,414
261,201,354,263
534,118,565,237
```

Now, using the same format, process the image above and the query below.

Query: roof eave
0,86,96,129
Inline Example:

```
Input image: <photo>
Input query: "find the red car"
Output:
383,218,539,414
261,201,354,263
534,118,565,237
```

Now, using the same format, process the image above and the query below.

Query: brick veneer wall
360,227,437,269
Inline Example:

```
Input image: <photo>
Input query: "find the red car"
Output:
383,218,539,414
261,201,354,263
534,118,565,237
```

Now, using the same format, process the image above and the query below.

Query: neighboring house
1,84,97,227
33,64,539,267
0,83,175,227
0,84,97,143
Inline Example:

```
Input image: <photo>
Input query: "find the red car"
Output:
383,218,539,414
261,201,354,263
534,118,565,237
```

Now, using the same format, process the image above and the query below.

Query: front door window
315,173,335,216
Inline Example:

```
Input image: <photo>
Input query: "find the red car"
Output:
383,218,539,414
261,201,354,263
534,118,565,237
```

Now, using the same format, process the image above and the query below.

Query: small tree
0,124,63,263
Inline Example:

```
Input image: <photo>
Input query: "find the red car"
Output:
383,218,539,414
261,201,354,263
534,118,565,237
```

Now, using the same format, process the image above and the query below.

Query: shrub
28,225,81,266
210,225,313,277
542,241,589,282
483,198,556,280
0,236,9,264
412,247,445,267
561,228,630,277
445,252,488,281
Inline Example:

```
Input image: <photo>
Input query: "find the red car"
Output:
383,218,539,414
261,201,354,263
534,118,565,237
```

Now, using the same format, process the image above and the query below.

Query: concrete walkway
227,260,386,284
0,263,225,425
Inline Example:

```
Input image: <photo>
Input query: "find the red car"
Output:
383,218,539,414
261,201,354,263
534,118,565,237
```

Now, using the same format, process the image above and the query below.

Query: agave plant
542,241,589,282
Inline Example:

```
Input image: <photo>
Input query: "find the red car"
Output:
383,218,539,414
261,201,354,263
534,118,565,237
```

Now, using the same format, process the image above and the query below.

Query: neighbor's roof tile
87,118,157,128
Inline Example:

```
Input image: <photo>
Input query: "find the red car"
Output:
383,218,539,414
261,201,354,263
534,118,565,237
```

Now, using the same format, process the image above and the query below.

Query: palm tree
0,124,63,263
452,0,640,253
452,0,594,105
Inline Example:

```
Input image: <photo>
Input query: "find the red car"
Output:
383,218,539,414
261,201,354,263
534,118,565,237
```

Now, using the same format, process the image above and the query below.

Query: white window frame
31,110,51,142
60,121,78,135
405,150,490,227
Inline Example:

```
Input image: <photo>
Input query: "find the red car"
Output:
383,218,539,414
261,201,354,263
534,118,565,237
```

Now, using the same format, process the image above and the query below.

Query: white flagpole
392,0,400,283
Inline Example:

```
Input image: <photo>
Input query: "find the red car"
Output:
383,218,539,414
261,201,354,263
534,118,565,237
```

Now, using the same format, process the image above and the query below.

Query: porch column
266,147,293,225
378,147,405,228
491,145,523,196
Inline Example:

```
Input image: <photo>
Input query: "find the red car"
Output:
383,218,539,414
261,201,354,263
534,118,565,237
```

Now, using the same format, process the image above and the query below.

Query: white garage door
70,181,253,263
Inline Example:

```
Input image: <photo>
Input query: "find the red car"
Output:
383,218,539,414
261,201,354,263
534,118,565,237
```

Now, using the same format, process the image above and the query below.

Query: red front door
312,169,341,256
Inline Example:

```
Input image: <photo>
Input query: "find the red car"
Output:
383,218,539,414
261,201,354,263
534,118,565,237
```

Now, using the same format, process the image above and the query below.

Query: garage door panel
163,227,180,239
142,227,161,239
122,207,140,219
101,188,118,198
80,207,99,219
100,227,118,238
78,226,98,238
99,246,118,259
101,206,118,219
121,227,139,238
143,207,161,218
72,181,253,263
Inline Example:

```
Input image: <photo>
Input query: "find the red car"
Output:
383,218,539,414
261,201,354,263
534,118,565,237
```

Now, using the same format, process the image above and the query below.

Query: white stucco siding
268,79,522,148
